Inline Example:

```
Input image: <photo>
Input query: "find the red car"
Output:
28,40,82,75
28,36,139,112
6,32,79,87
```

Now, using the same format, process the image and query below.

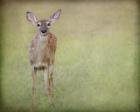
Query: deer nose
41,30,47,33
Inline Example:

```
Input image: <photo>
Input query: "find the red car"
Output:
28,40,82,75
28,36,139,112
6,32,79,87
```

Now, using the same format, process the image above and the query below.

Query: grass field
0,0,139,112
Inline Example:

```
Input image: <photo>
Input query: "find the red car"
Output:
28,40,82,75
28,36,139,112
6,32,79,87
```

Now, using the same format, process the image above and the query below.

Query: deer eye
37,23,41,27
47,23,51,26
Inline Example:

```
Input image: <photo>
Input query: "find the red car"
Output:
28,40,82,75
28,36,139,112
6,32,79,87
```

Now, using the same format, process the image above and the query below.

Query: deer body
30,32,56,68
26,9,61,103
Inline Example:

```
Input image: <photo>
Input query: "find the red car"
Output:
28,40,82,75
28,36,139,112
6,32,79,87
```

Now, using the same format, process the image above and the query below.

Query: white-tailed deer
26,9,61,103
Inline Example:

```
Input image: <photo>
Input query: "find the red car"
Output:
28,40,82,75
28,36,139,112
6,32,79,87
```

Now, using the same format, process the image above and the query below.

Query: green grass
1,1,139,112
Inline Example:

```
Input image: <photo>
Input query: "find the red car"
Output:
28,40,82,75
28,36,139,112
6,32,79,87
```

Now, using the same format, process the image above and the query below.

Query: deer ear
49,9,61,23
26,11,38,25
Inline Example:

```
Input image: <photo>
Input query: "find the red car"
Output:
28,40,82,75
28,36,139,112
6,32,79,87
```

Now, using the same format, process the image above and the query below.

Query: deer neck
37,32,49,49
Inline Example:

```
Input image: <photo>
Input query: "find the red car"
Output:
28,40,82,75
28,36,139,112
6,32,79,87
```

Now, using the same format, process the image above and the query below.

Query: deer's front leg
44,66,50,95
44,65,54,103
48,64,54,97
31,67,37,111
32,67,37,95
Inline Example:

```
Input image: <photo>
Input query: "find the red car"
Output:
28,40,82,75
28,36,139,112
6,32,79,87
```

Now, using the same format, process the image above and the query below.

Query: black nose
41,30,47,33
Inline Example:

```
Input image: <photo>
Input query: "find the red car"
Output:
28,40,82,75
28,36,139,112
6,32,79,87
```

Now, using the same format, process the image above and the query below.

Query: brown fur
29,32,57,68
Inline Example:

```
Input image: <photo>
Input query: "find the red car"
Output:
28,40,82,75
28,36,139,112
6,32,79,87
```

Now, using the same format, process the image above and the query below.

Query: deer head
26,9,61,36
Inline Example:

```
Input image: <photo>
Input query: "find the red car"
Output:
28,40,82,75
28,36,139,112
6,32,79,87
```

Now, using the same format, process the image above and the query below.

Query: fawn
26,9,61,103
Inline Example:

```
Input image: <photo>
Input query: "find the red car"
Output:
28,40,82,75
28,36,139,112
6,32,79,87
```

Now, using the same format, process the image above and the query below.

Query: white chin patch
41,33,47,36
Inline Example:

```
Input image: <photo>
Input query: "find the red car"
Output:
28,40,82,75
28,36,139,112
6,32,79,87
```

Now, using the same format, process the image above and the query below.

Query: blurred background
0,0,139,112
